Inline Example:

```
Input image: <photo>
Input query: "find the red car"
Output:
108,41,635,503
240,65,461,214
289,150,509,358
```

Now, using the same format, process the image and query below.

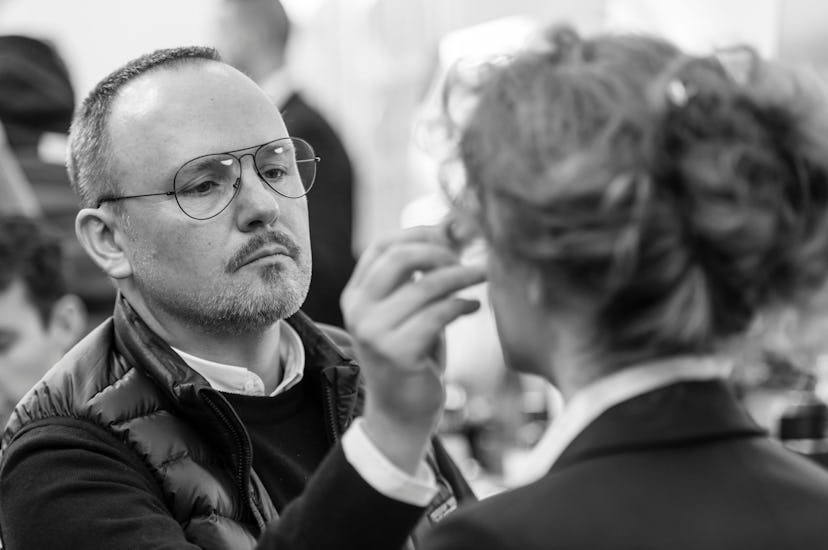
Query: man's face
0,279,65,409
107,61,312,335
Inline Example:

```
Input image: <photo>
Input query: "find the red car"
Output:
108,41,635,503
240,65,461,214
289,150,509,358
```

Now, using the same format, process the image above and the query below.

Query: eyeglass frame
95,136,320,220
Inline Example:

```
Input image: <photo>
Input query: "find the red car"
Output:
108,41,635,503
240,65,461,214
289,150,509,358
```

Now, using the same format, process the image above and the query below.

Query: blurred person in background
734,253,828,466
0,46,479,549
0,33,115,320
0,214,87,427
215,0,356,327
411,25,828,549
0,34,74,158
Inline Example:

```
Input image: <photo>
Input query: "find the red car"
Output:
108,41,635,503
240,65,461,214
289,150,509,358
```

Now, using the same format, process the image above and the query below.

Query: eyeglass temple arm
96,190,176,207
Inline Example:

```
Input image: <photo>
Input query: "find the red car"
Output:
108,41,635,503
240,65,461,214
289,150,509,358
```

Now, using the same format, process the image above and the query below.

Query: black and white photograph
1,1,828,548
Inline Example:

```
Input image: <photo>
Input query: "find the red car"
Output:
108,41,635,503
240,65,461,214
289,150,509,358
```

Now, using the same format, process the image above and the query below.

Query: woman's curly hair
438,25,828,368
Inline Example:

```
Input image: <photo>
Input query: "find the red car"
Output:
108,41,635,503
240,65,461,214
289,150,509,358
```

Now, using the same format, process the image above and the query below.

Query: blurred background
9,0,828,254
4,0,828,493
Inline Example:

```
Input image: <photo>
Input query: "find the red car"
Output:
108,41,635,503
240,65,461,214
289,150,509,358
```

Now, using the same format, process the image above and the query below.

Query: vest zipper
201,391,267,531
324,384,340,442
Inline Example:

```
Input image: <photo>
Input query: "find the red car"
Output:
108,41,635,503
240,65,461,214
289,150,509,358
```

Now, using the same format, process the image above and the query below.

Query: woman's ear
75,207,133,280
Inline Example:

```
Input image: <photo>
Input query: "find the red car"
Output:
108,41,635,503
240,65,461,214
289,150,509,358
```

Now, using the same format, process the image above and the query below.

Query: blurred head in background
214,0,291,82
0,34,75,154
442,26,828,396
0,214,86,423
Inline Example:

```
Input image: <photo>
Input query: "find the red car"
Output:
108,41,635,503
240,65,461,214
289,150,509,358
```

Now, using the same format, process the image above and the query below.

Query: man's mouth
240,244,291,267
228,232,300,273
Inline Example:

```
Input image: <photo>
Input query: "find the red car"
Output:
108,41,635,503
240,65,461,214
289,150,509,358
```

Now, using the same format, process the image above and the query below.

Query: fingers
343,224,487,448
352,242,461,301
342,223,488,339
349,225,455,288
374,263,487,327
345,265,484,379
392,297,481,362
354,296,481,374
343,259,486,330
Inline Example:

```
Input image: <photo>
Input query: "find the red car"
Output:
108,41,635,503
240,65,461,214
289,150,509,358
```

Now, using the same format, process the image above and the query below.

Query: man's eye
180,180,220,196
260,166,288,181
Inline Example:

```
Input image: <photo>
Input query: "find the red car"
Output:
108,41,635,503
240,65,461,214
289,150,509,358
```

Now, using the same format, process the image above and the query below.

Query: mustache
226,231,301,273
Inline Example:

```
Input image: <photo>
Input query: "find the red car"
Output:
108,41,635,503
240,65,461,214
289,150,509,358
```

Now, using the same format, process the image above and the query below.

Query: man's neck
124,293,283,384
173,324,284,390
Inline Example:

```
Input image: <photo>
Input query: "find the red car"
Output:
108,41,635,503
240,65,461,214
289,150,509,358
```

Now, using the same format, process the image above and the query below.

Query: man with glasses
0,47,482,549
97,137,319,220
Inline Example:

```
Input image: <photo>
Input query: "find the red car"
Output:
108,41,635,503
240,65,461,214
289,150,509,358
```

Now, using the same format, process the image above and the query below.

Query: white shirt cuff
341,417,439,507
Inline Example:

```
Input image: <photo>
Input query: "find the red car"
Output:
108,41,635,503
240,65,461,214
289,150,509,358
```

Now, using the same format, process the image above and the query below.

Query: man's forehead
113,63,282,130
107,62,287,174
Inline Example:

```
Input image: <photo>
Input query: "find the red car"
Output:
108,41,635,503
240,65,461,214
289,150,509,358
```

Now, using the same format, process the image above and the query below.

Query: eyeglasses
96,137,319,220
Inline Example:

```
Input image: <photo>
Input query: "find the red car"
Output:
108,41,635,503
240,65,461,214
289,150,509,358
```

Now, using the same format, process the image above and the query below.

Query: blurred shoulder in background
0,34,114,323
0,214,87,426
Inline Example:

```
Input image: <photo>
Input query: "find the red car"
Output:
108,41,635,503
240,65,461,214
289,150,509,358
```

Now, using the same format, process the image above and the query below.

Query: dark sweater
223,381,329,511
0,300,473,549
0,397,427,549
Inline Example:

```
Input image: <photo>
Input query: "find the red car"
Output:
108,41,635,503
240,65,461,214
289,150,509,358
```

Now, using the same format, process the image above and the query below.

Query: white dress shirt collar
508,355,733,487
171,320,305,397
174,321,439,507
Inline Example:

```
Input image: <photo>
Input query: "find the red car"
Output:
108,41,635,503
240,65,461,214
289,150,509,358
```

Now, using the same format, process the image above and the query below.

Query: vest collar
112,294,359,402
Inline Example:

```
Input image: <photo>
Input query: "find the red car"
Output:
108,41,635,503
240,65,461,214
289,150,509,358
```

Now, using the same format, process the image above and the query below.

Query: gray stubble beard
177,261,311,336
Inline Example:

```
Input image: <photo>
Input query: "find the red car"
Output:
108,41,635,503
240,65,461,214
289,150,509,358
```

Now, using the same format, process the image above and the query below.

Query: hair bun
652,56,828,314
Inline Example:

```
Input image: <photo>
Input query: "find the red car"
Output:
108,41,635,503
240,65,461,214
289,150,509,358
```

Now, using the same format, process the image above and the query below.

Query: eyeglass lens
173,137,316,220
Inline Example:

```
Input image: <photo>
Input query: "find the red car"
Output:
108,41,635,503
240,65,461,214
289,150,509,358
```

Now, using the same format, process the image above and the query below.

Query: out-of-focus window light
437,14,539,69
405,15,539,228
0,0,221,96
281,0,327,26
605,0,780,57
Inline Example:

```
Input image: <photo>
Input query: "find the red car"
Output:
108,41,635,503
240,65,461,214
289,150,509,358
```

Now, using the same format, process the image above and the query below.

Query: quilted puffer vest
1,296,468,549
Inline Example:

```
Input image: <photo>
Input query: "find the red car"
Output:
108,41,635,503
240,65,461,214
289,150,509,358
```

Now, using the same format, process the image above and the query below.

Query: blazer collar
552,379,766,471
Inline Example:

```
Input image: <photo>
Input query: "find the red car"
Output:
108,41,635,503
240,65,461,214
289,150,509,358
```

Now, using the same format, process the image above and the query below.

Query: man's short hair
66,46,221,208
0,214,66,324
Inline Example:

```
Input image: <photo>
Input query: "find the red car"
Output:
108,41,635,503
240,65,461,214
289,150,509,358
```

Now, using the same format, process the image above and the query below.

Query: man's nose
233,155,281,230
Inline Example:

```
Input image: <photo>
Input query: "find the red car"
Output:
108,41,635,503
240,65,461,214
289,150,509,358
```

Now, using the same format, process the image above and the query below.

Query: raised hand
341,224,486,473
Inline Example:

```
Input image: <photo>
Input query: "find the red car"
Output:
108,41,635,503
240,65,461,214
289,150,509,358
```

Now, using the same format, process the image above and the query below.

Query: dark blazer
424,379,828,549
281,92,356,328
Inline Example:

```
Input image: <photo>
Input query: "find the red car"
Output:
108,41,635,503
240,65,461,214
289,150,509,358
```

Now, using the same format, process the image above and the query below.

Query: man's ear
75,207,133,280
46,294,88,352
